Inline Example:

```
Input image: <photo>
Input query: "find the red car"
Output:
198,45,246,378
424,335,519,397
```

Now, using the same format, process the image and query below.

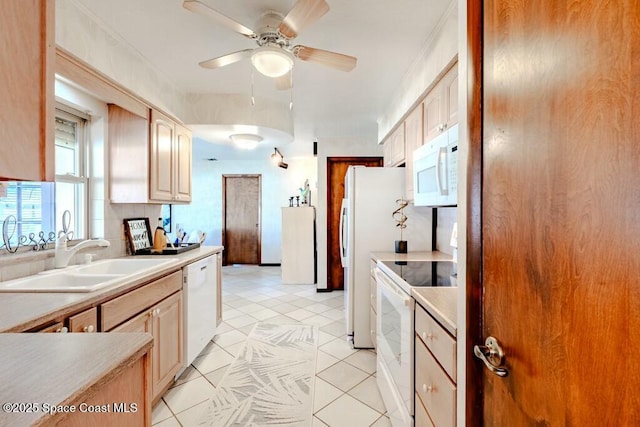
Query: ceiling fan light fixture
251,46,294,78
230,133,263,150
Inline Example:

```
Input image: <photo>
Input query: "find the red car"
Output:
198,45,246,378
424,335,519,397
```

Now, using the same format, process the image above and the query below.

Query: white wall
377,2,459,142
171,139,317,264
56,0,188,120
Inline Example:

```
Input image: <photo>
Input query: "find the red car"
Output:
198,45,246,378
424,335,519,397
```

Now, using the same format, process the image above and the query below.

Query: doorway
326,157,383,290
222,174,261,265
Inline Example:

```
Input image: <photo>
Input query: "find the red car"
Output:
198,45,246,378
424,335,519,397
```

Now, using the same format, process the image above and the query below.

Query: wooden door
223,175,261,265
326,157,383,291
467,0,640,424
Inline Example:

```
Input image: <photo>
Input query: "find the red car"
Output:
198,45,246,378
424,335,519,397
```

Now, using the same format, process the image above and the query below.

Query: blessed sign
123,218,152,254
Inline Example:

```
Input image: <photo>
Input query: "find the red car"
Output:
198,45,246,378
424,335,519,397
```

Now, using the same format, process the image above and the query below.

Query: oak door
326,157,382,290
469,0,640,424
223,174,261,265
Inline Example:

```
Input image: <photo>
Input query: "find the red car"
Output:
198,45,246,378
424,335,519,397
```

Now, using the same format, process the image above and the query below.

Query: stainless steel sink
0,257,179,293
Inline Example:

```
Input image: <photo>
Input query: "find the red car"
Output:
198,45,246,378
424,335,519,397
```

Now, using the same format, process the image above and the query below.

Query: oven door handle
376,268,413,306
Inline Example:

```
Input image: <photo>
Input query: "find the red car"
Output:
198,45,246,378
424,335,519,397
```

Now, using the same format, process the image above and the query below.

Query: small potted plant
393,198,409,253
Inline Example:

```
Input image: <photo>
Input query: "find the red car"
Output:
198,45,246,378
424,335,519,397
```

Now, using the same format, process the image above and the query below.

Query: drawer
415,338,456,427
415,305,456,380
415,393,435,427
370,275,377,310
67,307,98,333
369,306,376,348
36,321,67,333
102,270,182,331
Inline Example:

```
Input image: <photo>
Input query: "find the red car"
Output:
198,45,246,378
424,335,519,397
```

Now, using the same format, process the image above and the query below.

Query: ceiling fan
183,0,357,86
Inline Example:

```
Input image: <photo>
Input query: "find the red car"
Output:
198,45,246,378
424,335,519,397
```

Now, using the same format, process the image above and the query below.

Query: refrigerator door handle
339,198,348,267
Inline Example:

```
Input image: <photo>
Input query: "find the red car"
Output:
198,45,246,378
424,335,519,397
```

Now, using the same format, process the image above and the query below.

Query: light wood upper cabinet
150,110,192,203
109,105,192,203
174,123,193,203
404,103,424,201
383,123,406,167
0,0,54,181
423,62,459,144
150,110,175,201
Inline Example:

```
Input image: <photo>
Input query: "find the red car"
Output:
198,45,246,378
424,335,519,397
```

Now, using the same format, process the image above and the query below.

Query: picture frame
123,217,152,255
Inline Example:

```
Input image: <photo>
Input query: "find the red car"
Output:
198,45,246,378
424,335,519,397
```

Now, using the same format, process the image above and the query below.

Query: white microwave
413,124,458,206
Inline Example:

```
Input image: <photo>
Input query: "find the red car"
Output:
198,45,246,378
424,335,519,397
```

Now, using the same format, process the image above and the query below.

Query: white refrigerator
340,166,408,349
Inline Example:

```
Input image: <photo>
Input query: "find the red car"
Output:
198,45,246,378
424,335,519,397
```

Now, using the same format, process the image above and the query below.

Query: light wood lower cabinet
104,272,183,403
60,355,150,427
67,306,98,333
151,291,183,400
414,303,457,427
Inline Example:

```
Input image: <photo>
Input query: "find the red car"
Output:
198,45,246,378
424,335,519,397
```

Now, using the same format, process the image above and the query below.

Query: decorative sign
123,218,152,254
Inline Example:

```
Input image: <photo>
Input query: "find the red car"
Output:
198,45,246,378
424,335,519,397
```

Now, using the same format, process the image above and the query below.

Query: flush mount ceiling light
230,133,263,150
251,46,294,78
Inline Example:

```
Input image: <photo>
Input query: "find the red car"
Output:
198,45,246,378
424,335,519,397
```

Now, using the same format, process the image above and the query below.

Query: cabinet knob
155,308,160,316
56,327,68,333
422,384,433,393
83,325,95,333
422,331,434,341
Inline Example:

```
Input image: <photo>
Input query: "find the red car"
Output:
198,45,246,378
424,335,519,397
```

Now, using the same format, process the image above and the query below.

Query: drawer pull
422,384,433,393
83,325,95,333
56,327,68,333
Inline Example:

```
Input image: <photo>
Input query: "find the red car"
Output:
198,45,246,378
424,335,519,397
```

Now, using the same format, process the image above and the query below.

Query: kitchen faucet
55,235,110,269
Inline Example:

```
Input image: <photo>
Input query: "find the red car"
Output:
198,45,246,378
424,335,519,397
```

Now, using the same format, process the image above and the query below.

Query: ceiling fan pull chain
289,69,294,110
251,67,255,106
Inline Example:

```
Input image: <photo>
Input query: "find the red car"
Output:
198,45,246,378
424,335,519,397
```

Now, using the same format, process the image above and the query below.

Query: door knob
473,336,509,377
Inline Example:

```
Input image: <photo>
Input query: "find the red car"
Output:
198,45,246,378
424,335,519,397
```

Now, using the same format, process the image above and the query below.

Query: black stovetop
378,260,457,287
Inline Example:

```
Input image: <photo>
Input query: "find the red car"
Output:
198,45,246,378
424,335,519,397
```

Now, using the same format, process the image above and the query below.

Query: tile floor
152,265,390,427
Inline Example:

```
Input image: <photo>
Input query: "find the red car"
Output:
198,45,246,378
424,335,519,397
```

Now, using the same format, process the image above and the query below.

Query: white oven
376,264,415,427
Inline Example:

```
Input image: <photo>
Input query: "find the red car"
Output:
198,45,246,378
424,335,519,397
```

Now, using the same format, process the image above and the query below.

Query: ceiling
73,0,452,159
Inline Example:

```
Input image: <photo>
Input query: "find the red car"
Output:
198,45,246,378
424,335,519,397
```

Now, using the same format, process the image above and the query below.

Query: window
0,105,88,249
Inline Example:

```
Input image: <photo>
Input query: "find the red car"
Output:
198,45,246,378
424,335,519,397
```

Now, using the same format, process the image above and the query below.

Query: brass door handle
473,336,509,377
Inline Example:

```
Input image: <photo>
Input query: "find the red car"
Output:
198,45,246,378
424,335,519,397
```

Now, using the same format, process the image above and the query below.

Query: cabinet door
404,103,424,200
150,109,175,202
423,87,444,143
0,0,54,181
174,124,192,203
384,124,406,167
442,63,458,129
152,291,183,400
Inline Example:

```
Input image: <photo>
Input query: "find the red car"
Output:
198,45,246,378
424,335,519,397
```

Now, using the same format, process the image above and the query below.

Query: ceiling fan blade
278,0,329,39
199,49,254,69
275,71,293,90
183,0,257,39
293,46,357,72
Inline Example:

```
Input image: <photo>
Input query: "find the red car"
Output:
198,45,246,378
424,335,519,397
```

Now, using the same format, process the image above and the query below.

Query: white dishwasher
180,253,218,373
